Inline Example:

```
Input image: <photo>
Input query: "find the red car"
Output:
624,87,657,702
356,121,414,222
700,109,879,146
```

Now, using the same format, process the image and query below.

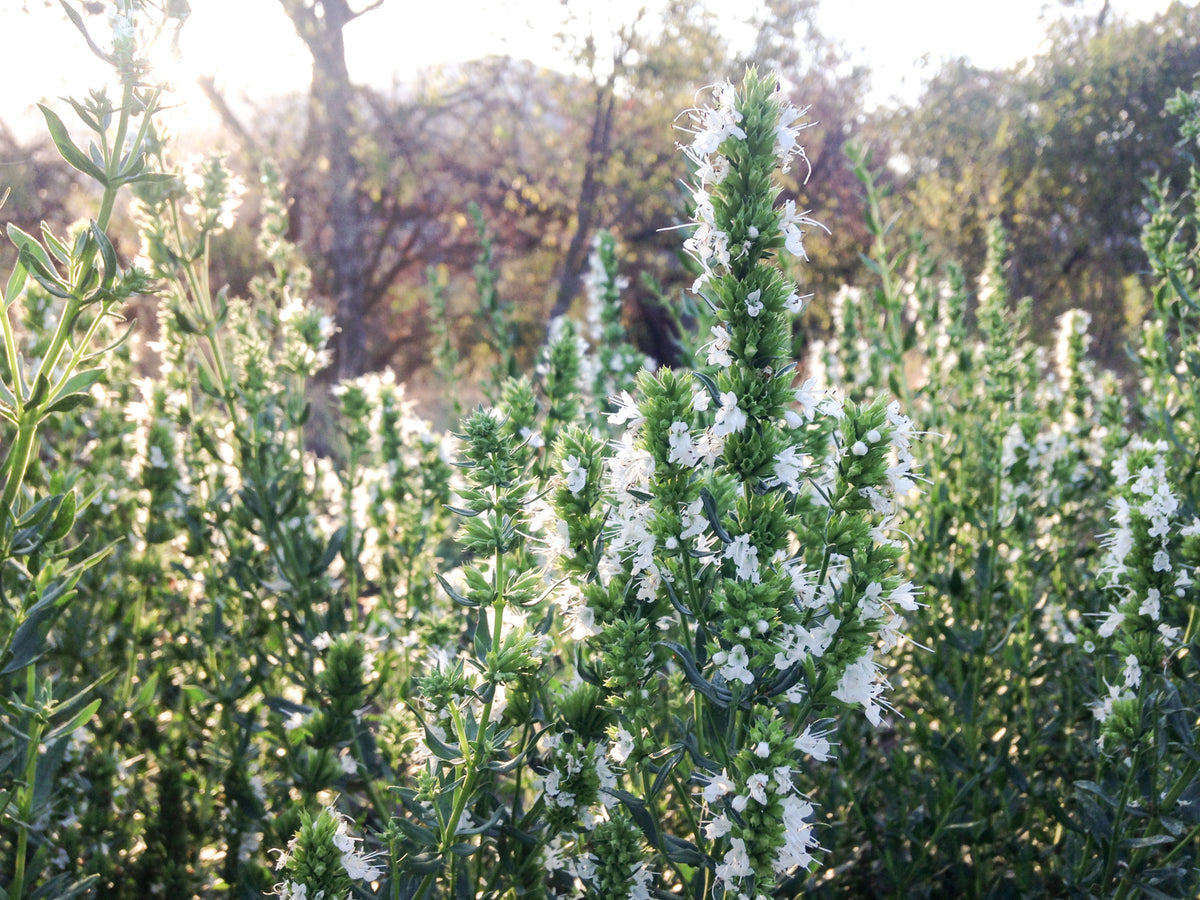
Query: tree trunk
550,76,616,320
278,0,377,382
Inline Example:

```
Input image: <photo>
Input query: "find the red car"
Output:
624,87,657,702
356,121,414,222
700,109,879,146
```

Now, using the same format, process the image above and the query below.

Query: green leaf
5,259,28,307
7,225,58,281
90,221,117,288
0,378,18,415
30,872,99,900
41,392,92,417
122,172,178,187
39,223,71,265
662,834,706,867
454,803,505,836
44,698,100,743
2,597,62,674
45,491,76,542
58,0,111,63
1166,268,1199,312
38,104,107,183
55,367,106,399
1121,834,1175,850
316,525,345,576
133,671,160,709
437,573,478,608
657,640,732,708
27,373,50,409
699,487,733,544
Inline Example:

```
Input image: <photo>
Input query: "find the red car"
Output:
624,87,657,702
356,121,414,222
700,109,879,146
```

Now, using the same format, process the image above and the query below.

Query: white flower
833,652,887,725
715,837,753,886
1139,588,1161,620
793,724,833,761
889,581,920,611
720,644,755,685
1121,654,1142,689
607,390,645,428
745,289,764,317
746,772,770,804
774,795,817,872
705,325,733,368
773,446,807,491
562,454,588,495
703,771,737,803
725,534,761,583
713,391,748,437
610,727,636,764
1097,606,1125,638
778,199,826,260
667,421,701,468
704,813,732,839
792,377,821,422
784,291,812,314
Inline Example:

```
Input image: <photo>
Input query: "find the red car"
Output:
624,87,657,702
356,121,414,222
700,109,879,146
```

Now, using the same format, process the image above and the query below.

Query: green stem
1101,744,1143,893
0,419,38,535
11,668,41,900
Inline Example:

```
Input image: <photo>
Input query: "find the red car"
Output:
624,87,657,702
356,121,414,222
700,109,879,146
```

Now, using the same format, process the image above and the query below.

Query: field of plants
1,3,1199,899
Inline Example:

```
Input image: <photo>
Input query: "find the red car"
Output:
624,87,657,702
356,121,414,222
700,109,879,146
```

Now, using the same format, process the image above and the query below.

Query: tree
888,2,1200,360
277,0,381,381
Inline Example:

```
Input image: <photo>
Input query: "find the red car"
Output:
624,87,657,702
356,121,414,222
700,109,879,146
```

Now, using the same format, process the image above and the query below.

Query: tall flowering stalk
549,70,920,898
1067,87,1200,899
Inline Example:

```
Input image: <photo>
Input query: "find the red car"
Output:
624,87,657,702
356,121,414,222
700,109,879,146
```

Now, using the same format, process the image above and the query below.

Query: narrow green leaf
1167,269,1199,312
0,377,18,413
28,267,74,299
37,104,107,183
123,171,178,186
5,259,29,307
44,698,100,743
662,834,706,867
66,96,100,131
8,225,58,280
45,490,76,542
58,0,111,62
91,221,117,287
40,392,92,417
27,373,50,408
657,640,732,707
2,601,61,674
316,525,345,576
55,367,106,399
39,223,71,265
699,487,733,544
1121,834,1175,850
454,804,505,836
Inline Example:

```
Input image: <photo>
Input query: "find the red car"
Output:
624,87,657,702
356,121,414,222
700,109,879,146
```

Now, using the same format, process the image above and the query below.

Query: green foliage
4,5,1200,899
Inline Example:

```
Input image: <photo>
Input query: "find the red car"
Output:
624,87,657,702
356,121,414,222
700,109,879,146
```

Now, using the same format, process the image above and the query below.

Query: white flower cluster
1097,439,1195,644
273,808,382,899
535,733,619,830
676,82,820,291
182,154,246,234
701,766,819,892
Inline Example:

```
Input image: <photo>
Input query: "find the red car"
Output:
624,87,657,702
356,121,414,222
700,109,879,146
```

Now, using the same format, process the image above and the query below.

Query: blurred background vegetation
3,0,1199,417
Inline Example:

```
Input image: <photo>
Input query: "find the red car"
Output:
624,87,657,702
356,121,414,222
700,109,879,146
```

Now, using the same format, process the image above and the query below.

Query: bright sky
0,0,1184,133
